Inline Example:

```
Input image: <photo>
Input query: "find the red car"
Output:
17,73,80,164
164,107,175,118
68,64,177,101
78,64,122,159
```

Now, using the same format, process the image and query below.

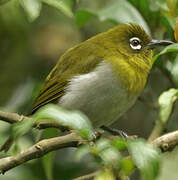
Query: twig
0,110,66,131
0,130,178,176
151,130,178,152
0,110,24,124
73,171,99,180
1,110,178,178
75,131,178,180
0,132,83,174
148,120,164,142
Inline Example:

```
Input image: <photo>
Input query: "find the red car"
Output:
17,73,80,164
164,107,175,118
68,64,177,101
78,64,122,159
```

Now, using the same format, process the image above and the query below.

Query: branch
148,120,165,142
0,130,178,175
1,110,178,178
73,171,99,180
151,130,178,152
0,110,66,130
0,110,24,124
0,132,83,174
75,130,178,180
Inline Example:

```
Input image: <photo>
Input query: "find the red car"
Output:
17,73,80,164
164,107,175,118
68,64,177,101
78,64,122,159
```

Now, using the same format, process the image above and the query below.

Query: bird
0,23,174,152
30,23,173,130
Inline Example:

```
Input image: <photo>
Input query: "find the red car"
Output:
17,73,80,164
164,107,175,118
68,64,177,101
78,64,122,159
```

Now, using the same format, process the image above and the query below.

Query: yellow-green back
30,23,153,114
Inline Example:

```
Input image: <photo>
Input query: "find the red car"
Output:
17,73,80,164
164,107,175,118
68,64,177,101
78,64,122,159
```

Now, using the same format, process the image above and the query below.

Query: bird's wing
30,42,102,114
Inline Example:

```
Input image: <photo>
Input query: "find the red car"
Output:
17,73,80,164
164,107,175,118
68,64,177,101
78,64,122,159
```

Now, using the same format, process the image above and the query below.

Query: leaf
128,139,160,180
11,117,36,139
75,10,96,28
75,144,90,161
41,128,58,180
111,138,127,151
97,0,150,35
120,158,135,176
75,0,149,34
158,88,178,124
41,0,73,18
153,43,178,62
33,104,94,140
42,152,54,180
20,0,41,22
95,139,121,166
94,168,115,180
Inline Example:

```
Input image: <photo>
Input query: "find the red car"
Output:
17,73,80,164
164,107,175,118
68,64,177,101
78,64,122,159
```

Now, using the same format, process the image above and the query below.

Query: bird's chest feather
59,62,138,127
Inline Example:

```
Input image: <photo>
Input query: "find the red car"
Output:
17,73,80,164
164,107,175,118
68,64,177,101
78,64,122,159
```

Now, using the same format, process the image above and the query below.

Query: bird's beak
148,39,174,49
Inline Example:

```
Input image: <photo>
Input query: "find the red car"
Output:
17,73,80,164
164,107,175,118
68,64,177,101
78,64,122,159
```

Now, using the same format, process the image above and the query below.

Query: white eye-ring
129,37,142,50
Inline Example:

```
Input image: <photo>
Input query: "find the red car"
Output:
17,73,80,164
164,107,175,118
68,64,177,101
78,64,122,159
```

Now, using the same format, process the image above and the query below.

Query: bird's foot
102,126,132,139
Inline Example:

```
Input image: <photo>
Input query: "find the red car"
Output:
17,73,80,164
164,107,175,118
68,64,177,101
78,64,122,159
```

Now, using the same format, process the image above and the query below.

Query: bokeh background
0,0,178,179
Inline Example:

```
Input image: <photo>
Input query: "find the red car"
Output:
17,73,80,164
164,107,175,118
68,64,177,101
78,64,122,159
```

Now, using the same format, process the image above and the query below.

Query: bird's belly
59,62,138,127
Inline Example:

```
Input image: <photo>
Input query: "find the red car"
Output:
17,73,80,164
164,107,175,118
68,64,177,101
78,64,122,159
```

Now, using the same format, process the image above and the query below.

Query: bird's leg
101,126,128,138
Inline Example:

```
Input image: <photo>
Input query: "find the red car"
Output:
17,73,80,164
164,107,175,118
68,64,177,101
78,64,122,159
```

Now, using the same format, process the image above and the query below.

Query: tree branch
1,110,178,178
0,110,66,131
151,130,178,152
148,120,165,142
0,130,177,175
0,132,83,174
73,171,99,180
0,110,24,124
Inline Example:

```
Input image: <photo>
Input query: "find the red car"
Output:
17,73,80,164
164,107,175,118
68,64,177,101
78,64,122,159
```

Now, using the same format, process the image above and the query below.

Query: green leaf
75,0,149,33
97,0,150,35
42,152,54,180
95,139,121,166
75,10,96,28
11,117,36,139
153,43,178,62
33,104,94,140
75,144,90,161
128,139,160,180
120,158,135,176
94,168,115,180
111,138,127,151
20,0,41,22
41,128,58,180
41,0,73,18
158,88,178,124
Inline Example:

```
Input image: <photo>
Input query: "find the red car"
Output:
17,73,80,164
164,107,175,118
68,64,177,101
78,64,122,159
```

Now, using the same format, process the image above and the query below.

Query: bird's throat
106,56,152,95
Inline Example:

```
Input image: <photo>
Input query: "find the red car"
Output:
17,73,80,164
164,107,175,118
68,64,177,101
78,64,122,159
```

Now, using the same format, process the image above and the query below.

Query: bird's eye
129,37,142,50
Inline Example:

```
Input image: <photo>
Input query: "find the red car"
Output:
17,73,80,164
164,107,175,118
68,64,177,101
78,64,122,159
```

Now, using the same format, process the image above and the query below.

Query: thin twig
1,110,178,178
148,120,164,142
73,171,99,180
0,130,178,175
75,131,178,180
0,110,24,124
0,110,66,131
0,132,83,174
151,130,178,152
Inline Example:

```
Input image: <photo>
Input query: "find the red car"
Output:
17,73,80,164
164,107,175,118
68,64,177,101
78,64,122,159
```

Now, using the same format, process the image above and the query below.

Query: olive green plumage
30,23,172,128
31,24,152,113
1,23,174,153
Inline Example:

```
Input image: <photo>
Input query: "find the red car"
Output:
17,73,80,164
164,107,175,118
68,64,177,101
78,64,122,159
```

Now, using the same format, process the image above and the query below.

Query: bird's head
101,23,173,72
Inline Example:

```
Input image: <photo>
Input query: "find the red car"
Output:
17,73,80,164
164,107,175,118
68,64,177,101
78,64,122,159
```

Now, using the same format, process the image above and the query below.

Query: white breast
59,62,137,127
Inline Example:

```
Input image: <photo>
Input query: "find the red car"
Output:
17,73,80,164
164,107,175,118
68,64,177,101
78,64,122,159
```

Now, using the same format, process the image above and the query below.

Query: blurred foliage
33,104,94,139
0,0,178,179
